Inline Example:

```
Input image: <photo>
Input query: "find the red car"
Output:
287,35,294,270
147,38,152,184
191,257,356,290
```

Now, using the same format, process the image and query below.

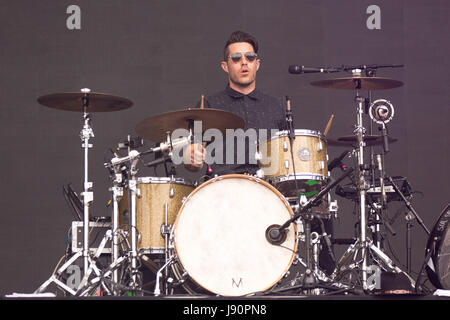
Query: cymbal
37,92,133,112
311,77,403,90
136,108,245,142
328,135,398,147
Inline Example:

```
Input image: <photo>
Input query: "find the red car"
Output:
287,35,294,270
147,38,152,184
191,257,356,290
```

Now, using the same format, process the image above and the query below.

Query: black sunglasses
228,52,259,63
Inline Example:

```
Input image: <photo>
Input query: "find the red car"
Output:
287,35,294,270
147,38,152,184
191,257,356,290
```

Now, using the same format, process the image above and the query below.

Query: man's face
221,42,260,92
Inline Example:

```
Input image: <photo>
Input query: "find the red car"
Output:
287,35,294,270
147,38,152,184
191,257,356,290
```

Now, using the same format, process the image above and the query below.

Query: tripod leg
34,251,83,295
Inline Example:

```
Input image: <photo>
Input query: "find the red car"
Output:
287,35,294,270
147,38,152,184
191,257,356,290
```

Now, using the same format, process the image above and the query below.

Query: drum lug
256,169,265,179
317,141,323,152
318,161,325,171
283,140,289,152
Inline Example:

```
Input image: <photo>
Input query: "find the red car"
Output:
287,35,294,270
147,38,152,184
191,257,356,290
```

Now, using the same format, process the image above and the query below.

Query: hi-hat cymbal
136,108,245,142
311,77,403,90
328,135,398,147
37,92,133,112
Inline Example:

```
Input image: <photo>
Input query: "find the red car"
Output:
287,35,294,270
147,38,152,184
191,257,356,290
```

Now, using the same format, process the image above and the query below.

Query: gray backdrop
0,0,448,295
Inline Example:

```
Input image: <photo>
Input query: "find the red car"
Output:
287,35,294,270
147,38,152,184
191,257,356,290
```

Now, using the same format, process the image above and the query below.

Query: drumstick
323,114,335,137
200,95,205,109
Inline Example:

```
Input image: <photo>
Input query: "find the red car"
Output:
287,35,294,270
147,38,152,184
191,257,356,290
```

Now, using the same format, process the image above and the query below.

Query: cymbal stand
331,83,411,291
80,88,94,275
354,87,370,289
34,89,95,295
329,82,372,290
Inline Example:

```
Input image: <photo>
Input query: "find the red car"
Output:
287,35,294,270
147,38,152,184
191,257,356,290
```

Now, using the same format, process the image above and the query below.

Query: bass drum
169,174,297,296
425,203,450,289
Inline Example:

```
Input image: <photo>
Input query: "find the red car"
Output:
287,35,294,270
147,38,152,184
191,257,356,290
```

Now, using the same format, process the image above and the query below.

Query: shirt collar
225,85,262,100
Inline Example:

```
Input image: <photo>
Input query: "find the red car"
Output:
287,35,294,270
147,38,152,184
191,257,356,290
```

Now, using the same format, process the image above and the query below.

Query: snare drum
169,174,297,296
259,129,329,197
119,177,194,254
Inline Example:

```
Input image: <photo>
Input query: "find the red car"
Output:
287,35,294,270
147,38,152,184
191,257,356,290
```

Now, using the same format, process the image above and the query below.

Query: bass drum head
172,174,297,296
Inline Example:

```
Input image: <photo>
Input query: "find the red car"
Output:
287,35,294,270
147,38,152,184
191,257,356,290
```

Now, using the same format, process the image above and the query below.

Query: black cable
62,185,82,221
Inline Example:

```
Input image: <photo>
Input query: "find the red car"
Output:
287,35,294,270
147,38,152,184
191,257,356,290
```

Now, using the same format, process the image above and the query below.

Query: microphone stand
387,176,430,236
266,168,354,293
285,96,300,196
278,168,355,232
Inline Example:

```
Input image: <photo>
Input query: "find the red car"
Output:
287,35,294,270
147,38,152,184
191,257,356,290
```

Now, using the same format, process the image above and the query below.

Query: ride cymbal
135,108,245,142
311,77,403,90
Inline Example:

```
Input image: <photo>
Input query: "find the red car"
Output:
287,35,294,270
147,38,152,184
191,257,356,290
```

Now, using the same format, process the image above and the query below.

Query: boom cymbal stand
330,71,412,291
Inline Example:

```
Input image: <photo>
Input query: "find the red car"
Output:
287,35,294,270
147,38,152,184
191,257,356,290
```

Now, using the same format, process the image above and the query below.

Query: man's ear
221,61,229,74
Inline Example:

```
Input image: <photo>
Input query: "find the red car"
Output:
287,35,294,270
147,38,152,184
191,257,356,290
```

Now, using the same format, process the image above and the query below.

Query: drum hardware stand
34,88,97,296
331,85,417,291
387,176,430,275
154,256,176,296
34,250,84,296
76,229,114,296
34,229,113,296
108,164,125,290
266,168,354,294
162,201,172,295
79,88,95,275
126,152,142,292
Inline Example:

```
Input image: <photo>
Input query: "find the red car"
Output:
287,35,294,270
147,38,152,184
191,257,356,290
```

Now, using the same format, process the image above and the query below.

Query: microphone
376,105,390,120
152,136,191,154
110,150,140,166
288,65,338,74
369,99,394,125
285,96,294,137
376,154,387,205
265,224,288,245
328,150,350,171
286,96,292,115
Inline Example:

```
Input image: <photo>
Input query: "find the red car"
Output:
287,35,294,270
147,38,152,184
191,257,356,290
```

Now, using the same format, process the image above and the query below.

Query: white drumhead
173,175,297,296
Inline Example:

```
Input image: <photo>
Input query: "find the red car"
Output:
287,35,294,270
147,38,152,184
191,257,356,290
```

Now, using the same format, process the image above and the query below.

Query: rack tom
259,129,329,198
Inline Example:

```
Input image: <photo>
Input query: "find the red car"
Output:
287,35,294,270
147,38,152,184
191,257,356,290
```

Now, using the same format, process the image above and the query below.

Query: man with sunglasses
185,30,285,174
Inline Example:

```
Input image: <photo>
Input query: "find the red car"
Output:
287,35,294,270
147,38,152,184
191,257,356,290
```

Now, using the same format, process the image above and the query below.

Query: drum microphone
110,149,140,165
369,99,394,124
328,150,350,171
376,154,387,205
288,65,339,74
151,136,191,154
376,105,390,120
265,224,288,245
285,96,295,139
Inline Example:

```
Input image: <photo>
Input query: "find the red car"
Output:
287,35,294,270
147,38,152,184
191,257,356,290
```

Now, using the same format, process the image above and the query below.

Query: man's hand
184,143,206,171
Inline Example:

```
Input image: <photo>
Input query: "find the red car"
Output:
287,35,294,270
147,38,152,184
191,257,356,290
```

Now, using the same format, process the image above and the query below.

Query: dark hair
223,30,259,61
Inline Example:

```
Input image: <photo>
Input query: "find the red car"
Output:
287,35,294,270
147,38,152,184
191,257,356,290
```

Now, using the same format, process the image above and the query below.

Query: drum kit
35,66,429,297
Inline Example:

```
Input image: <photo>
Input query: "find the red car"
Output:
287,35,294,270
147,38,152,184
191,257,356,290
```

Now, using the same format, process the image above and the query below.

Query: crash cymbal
37,92,133,112
328,135,398,147
136,108,245,142
311,77,403,90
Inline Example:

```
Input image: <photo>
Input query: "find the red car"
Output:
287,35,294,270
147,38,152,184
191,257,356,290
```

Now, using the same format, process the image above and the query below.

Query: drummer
184,30,336,277
184,30,286,174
